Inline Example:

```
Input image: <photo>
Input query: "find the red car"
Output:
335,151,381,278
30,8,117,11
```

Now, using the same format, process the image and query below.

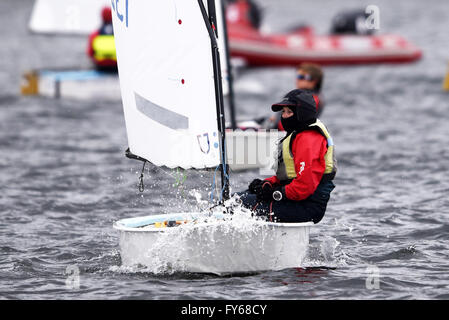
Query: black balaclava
280,107,302,134
272,89,317,134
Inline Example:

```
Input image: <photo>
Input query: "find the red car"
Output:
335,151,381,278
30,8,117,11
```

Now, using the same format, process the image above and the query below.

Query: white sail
112,0,222,169
29,0,110,34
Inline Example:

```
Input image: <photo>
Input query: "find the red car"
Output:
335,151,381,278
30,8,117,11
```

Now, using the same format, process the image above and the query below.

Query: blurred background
1,0,449,299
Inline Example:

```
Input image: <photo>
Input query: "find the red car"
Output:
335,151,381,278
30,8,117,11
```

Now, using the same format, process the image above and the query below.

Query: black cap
272,89,317,123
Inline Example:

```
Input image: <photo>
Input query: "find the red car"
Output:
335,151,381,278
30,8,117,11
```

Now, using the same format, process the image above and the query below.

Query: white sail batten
113,0,221,169
29,0,110,34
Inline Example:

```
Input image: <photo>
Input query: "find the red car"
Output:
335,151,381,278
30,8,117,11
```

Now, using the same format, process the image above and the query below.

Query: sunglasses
297,74,313,81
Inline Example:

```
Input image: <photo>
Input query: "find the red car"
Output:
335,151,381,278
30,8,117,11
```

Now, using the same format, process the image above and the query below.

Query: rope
138,161,147,192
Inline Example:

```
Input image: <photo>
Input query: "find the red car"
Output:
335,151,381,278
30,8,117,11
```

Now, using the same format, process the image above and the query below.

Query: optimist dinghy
111,0,313,275
114,211,312,275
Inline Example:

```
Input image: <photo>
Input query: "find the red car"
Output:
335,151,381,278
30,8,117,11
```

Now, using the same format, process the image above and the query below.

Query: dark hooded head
271,89,317,133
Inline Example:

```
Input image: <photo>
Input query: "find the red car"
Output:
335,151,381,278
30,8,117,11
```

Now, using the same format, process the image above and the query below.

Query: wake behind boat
111,0,312,274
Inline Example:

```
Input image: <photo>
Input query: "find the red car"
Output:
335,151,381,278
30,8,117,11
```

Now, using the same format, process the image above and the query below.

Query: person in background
98,7,113,35
296,63,324,116
87,7,116,70
237,89,336,223
265,63,325,130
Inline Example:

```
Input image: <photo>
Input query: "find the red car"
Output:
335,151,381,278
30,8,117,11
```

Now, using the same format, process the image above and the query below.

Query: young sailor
238,89,336,223
87,7,116,69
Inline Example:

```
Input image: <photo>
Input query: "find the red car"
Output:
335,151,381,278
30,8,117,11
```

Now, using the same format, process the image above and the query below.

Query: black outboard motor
247,0,262,29
331,9,375,35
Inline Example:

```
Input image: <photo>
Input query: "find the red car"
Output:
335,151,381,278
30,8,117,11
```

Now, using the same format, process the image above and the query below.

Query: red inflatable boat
226,1,422,66
86,1,422,68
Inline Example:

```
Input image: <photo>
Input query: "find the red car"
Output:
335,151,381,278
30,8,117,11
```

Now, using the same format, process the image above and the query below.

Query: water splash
113,195,310,275
320,236,340,262
304,236,348,268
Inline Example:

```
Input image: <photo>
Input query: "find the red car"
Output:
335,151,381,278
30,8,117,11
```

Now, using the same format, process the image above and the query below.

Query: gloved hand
248,178,263,194
256,181,273,201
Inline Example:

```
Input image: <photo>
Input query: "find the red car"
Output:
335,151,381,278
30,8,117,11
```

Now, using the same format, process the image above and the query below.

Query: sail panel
113,0,221,169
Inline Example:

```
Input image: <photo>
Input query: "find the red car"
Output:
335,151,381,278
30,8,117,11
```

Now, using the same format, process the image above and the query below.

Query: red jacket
265,130,328,201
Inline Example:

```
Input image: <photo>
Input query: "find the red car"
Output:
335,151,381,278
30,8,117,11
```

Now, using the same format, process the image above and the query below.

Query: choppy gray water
1,0,449,300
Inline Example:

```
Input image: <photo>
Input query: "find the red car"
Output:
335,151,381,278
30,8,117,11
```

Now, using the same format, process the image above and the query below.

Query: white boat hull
226,130,285,172
20,69,122,101
114,213,312,275
39,70,121,101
